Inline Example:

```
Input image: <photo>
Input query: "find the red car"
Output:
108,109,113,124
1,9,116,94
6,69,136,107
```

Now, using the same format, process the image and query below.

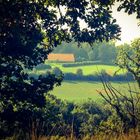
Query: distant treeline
53,41,119,64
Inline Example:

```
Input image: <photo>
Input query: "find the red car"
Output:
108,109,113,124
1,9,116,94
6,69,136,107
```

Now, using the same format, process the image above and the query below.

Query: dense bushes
29,67,134,82
35,64,52,70
64,72,134,81
53,41,118,64
46,94,140,137
62,61,113,67
3,94,140,139
76,68,83,76
29,67,63,79
29,65,134,82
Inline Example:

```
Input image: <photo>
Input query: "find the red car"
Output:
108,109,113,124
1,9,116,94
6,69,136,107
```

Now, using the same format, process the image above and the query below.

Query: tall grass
38,132,140,140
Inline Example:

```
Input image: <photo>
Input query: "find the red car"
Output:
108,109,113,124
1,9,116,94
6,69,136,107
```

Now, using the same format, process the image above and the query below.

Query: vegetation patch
46,63,126,75
62,61,111,67
50,81,138,103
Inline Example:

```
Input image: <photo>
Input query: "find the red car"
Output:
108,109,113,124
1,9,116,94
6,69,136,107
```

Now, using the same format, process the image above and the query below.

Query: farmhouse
48,53,75,62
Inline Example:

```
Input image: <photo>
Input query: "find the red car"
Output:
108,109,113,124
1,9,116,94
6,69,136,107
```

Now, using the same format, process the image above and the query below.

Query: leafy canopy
116,38,140,88
0,0,139,138
0,0,121,109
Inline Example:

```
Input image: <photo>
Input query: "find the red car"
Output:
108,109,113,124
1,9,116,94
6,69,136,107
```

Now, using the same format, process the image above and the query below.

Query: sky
112,3,140,45
59,2,140,45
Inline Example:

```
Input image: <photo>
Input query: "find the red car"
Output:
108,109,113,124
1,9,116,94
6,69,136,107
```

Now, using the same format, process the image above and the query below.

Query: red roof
48,53,75,62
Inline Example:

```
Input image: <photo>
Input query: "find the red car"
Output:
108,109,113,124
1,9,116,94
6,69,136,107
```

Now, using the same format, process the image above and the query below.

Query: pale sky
59,3,140,45
112,3,140,45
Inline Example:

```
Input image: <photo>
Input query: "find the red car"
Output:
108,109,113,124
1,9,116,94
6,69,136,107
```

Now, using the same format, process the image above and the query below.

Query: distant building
48,53,75,62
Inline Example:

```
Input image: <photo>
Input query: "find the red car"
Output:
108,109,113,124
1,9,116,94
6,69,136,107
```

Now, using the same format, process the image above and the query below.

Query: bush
62,61,114,67
76,56,87,62
64,73,100,81
35,64,52,70
29,68,134,82
64,72,134,82
52,67,64,79
76,69,83,76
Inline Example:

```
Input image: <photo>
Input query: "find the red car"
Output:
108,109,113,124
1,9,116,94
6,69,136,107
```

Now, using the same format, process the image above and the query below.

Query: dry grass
4,132,140,140
39,133,140,140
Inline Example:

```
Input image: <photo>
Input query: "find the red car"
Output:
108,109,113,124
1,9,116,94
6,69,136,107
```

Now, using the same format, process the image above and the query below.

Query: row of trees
53,41,117,63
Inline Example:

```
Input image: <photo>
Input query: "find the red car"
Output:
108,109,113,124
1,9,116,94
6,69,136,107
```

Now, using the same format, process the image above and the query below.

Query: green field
31,62,126,76
48,63,126,75
32,62,138,103
50,81,139,103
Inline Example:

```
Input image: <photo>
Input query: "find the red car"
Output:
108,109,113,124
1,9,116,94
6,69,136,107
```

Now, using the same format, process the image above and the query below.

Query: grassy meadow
33,62,137,103
29,62,137,103
48,63,126,75
50,81,139,103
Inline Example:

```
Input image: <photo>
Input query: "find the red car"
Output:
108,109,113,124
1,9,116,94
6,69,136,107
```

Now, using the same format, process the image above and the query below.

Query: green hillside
47,63,126,75
50,81,138,103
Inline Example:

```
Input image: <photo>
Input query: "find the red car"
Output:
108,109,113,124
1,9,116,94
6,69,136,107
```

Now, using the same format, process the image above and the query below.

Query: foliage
65,100,102,137
53,63,126,75
1,0,140,139
35,64,52,70
64,72,134,81
116,38,140,88
116,0,140,19
52,67,63,78
1,86,140,139
0,0,121,138
62,61,106,67
53,41,118,64
95,0,140,20
29,66,134,82
98,80,140,132
76,69,83,76
97,41,117,63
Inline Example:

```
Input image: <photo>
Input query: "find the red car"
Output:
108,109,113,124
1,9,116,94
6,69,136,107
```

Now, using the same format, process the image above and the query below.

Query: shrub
76,69,83,76
64,72,134,82
29,69,134,82
62,61,114,67
52,67,64,78
64,73,100,81
35,64,52,70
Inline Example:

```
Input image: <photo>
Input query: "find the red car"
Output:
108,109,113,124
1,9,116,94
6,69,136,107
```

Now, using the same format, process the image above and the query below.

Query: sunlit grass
47,62,126,75
50,81,138,103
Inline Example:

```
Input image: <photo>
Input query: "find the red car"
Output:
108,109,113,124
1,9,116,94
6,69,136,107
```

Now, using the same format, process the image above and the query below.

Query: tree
116,38,140,88
116,0,140,19
88,50,96,61
54,41,89,61
97,79,140,133
98,41,117,64
76,69,83,76
0,0,121,138
96,0,140,19
52,67,63,78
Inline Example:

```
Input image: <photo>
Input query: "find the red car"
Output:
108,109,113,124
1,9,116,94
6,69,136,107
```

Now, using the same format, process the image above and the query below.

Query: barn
48,53,75,62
